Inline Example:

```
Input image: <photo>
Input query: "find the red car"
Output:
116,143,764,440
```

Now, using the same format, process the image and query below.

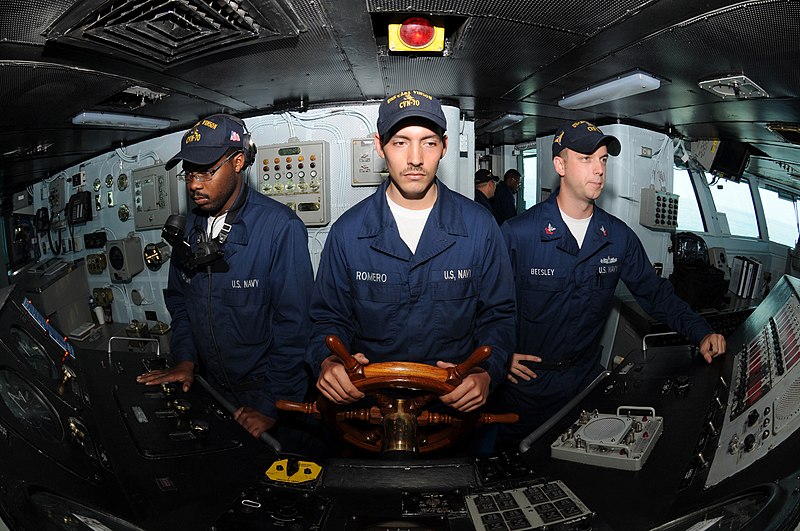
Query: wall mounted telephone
67,190,93,224
34,207,50,232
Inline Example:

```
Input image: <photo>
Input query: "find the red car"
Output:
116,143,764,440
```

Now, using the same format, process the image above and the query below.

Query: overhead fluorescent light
479,114,525,133
698,74,768,99
558,71,661,110
71,111,171,130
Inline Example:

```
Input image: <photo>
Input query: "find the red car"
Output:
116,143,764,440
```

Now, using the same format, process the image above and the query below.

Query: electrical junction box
12,189,33,214
132,164,181,230
351,137,385,186
639,186,678,232
256,140,331,226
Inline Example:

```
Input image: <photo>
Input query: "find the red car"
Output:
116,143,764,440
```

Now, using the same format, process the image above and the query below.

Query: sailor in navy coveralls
496,121,727,448
307,91,516,417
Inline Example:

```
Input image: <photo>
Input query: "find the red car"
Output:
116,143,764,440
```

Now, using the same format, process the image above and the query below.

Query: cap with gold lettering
377,90,447,137
166,114,246,170
552,120,621,159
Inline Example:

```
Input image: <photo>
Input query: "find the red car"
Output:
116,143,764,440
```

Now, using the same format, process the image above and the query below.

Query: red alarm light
388,16,445,53
399,17,435,48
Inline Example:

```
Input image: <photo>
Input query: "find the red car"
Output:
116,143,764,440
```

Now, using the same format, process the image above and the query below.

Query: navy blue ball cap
552,120,621,159
475,169,498,184
377,90,447,137
166,114,246,170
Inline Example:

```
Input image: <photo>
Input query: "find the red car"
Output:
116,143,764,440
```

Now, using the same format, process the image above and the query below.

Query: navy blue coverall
306,178,516,391
492,180,517,225
497,188,713,446
166,185,314,420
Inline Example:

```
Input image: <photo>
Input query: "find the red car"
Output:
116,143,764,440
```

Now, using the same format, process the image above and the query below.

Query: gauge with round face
93,178,102,192
117,173,128,191
0,369,63,443
9,325,59,381
118,204,130,222
105,174,114,188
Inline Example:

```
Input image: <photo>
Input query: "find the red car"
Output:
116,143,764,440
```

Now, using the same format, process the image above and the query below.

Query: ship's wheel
277,336,517,454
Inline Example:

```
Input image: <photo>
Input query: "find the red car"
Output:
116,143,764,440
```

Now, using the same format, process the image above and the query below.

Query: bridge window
760,187,799,247
708,178,760,238
673,168,705,232
521,149,538,209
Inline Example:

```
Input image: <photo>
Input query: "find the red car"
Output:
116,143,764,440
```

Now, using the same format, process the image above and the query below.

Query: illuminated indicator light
399,17,435,48
274,157,280,164
286,157,292,162
298,156,304,162
389,17,445,52
310,155,316,161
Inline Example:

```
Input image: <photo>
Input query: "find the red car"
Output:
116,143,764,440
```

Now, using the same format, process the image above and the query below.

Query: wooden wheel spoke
276,337,516,454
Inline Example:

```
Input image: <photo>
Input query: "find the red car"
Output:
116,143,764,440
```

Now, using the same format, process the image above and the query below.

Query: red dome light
399,17,435,48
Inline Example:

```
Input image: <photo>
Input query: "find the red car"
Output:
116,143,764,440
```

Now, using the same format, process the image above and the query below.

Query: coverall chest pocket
222,288,270,345
520,275,566,324
594,271,620,291
431,279,478,340
352,282,402,341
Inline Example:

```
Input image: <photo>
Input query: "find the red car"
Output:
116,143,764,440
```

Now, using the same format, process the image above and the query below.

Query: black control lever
194,375,281,454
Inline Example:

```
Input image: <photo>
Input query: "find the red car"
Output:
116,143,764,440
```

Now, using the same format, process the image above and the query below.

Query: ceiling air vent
698,74,768,99
45,0,304,66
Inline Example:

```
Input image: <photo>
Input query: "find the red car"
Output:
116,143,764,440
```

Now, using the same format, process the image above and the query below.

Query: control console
705,276,800,486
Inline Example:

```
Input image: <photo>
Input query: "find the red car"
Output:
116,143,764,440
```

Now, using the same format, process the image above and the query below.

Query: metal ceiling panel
366,0,652,36
377,16,572,101
170,0,367,110
1,0,800,193
519,1,800,141
44,0,305,67
0,63,131,129
506,0,740,101
0,0,73,45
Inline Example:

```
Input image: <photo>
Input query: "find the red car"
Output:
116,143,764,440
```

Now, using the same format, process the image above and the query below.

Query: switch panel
351,137,385,186
256,140,331,226
133,164,181,230
48,175,66,214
